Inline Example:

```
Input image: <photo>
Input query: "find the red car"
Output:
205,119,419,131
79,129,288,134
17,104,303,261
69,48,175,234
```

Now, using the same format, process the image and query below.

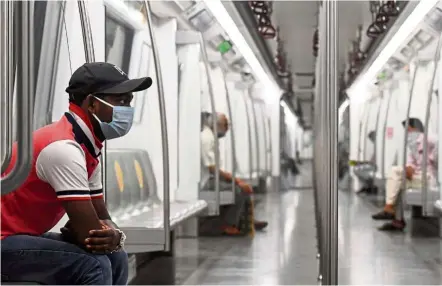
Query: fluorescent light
203,0,281,103
347,0,438,99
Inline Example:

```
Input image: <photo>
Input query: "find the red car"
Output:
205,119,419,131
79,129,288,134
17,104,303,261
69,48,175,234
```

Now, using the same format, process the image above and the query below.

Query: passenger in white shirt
200,112,268,235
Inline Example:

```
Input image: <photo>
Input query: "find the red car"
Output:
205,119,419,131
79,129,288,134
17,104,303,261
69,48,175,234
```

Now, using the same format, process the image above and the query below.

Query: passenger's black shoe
378,219,406,231
254,220,268,231
371,211,395,220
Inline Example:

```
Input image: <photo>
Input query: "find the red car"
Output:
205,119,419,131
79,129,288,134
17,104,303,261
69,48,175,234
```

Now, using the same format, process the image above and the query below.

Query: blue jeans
1,232,128,285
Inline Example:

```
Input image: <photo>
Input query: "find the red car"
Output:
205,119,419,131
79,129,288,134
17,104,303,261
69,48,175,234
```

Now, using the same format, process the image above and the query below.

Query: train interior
1,0,442,284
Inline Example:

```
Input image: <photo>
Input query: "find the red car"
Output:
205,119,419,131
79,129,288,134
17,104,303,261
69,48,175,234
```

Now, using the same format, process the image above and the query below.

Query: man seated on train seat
200,112,268,235
371,118,438,231
354,131,378,194
1,62,153,285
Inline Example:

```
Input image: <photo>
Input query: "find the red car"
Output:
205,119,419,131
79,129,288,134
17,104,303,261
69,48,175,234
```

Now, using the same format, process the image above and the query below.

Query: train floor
175,188,318,285
173,161,441,285
339,189,442,284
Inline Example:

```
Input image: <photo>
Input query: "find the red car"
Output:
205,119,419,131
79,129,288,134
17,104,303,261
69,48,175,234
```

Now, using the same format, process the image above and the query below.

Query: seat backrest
105,150,122,213
106,149,159,212
134,149,159,201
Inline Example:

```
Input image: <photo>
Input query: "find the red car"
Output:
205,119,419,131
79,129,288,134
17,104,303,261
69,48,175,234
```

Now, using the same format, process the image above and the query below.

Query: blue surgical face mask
92,96,134,140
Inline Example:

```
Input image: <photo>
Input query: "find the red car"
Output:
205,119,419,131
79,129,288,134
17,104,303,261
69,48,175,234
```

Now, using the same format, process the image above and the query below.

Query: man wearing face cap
200,112,268,235
1,62,152,284
371,117,438,231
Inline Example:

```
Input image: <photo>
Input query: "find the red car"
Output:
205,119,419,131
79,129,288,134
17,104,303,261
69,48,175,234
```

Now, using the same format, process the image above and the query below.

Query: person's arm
36,141,103,246
201,130,235,182
427,137,438,172
88,161,114,223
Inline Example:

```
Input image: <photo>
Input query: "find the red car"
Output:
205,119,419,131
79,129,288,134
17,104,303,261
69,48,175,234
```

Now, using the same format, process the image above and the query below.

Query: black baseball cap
66,62,152,97
401,117,424,132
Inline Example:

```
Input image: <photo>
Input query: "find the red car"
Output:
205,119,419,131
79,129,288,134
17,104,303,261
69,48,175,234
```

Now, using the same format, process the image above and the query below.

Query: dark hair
401,117,424,132
201,112,211,131
69,93,88,106
368,131,376,142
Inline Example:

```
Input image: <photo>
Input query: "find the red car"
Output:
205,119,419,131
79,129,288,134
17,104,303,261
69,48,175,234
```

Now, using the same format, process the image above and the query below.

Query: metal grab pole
199,36,221,214
381,87,394,180
259,103,269,175
362,101,373,161
1,1,34,195
328,1,338,283
1,1,15,173
250,99,260,177
78,1,95,62
421,34,442,216
145,1,171,250
398,63,419,221
373,93,383,172
1,1,7,167
317,1,338,284
357,106,368,161
244,94,253,181
221,70,237,196
78,0,108,195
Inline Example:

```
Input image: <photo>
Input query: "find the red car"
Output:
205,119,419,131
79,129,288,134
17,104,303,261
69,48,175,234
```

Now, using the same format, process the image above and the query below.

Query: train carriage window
33,1,47,91
132,44,151,123
105,11,134,74
11,1,64,133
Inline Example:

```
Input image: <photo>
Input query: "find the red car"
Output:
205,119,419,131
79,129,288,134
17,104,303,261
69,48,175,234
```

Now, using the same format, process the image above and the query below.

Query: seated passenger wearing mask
201,112,268,235
372,118,438,231
1,62,152,285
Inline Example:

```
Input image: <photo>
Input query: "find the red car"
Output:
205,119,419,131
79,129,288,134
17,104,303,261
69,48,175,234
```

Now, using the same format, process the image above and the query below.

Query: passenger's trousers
202,180,248,228
385,166,424,206
1,232,129,285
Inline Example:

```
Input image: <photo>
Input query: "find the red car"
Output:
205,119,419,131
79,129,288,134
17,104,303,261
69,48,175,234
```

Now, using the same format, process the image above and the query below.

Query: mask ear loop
93,95,115,109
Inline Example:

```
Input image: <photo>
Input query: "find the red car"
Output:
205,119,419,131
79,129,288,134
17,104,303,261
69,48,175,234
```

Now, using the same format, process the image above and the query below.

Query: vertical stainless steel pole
1,1,14,173
421,34,442,215
373,93,383,172
145,1,171,251
319,3,327,282
199,36,221,214
1,0,34,194
221,69,237,196
250,100,260,178
328,1,338,283
381,89,394,180
244,95,253,180
398,62,419,221
362,102,373,161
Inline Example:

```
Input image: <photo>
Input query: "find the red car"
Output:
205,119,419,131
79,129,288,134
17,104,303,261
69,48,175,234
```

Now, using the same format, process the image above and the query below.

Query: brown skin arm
208,165,236,183
61,199,104,247
207,165,253,193
405,166,414,180
62,195,121,253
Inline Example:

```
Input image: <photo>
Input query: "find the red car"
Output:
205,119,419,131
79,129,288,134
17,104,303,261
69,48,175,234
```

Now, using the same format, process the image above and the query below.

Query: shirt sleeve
201,128,216,167
406,149,416,167
36,140,91,201
427,137,438,169
88,160,104,199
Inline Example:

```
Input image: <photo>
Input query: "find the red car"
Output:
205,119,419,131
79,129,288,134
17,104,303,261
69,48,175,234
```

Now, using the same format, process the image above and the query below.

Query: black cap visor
97,77,152,95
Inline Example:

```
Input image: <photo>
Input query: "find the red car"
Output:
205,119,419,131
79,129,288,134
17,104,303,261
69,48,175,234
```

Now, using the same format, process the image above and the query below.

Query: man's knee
108,250,129,285
83,255,113,285
388,165,403,178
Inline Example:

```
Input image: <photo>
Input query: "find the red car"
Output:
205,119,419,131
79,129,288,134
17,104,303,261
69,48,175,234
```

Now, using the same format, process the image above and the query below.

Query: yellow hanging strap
248,196,256,238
